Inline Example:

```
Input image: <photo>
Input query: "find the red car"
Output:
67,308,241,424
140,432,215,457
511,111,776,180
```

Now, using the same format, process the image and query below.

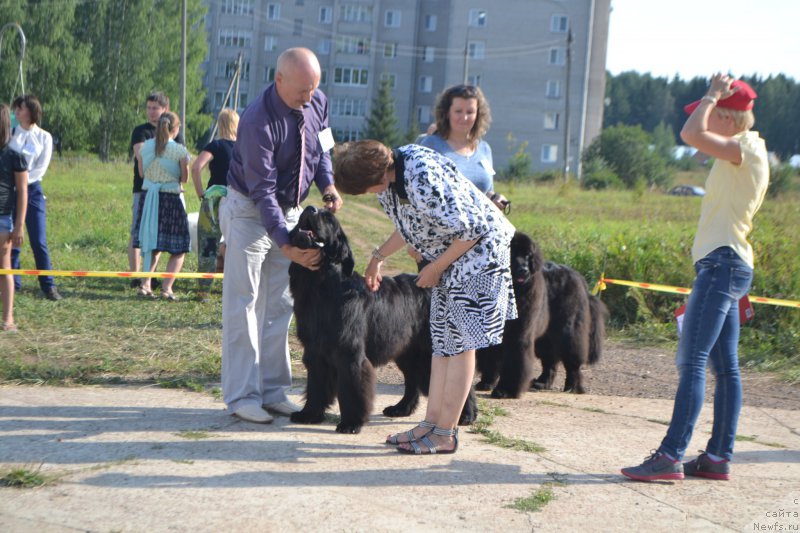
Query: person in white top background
9,94,61,301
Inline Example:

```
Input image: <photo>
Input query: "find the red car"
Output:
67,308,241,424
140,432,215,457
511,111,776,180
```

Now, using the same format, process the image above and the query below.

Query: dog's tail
588,295,608,365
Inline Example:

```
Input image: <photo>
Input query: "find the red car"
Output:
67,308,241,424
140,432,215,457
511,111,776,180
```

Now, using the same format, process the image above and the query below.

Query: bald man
220,48,343,423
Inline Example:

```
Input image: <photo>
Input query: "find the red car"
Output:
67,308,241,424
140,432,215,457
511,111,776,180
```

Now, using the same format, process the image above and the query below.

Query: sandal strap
417,434,437,454
419,420,436,429
433,426,457,437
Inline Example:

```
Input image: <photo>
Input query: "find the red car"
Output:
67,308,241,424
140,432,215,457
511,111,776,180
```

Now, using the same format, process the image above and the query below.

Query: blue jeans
659,246,753,461
11,181,55,292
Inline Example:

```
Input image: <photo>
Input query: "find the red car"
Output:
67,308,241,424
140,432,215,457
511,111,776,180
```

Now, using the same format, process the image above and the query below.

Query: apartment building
202,0,611,175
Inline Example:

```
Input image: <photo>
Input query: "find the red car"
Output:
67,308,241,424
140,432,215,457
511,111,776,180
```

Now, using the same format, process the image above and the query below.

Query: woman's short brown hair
433,84,491,146
12,94,42,125
333,140,393,195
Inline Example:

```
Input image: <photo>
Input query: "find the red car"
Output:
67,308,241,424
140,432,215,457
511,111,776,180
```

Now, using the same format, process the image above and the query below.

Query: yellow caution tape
0,269,222,280
594,277,800,309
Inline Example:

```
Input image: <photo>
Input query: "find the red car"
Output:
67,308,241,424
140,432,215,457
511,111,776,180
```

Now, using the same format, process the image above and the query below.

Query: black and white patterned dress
378,144,517,356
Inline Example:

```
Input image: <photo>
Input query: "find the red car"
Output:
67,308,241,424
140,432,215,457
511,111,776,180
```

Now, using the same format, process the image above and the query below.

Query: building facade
202,0,611,175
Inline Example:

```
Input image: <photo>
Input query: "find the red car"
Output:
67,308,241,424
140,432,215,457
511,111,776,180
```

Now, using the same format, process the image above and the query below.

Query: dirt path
1,344,799,532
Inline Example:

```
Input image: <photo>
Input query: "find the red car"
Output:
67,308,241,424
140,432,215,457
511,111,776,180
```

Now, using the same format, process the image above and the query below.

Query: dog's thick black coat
533,260,607,393
288,206,477,433
476,232,549,398
476,232,607,396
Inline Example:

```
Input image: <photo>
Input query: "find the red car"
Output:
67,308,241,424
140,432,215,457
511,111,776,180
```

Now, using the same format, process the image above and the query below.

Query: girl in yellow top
623,74,769,482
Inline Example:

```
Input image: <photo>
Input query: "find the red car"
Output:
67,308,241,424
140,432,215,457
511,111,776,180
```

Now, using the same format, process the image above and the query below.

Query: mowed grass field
1,157,798,387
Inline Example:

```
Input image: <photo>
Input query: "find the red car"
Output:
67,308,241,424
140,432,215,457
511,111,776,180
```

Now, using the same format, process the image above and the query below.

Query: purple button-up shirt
227,83,334,247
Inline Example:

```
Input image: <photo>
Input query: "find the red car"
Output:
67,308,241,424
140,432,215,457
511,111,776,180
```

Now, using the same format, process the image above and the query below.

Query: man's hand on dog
282,245,321,270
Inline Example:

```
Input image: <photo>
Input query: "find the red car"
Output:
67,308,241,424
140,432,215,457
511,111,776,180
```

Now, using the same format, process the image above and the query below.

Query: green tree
651,121,676,164
582,124,673,189
0,1,94,149
362,76,403,147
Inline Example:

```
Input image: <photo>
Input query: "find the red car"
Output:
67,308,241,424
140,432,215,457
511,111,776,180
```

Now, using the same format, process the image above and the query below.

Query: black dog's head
509,231,544,285
290,206,355,276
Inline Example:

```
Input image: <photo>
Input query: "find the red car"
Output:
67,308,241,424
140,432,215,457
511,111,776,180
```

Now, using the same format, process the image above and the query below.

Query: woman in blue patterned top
334,140,517,455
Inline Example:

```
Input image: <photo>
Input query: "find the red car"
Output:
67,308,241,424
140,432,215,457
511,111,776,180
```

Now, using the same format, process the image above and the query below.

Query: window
331,97,368,117
295,0,303,5
417,105,431,124
320,69,328,85
424,14,437,31
384,43,397,58
264,66,275,82
548,47,565,65
544,112,560,130
224,60,250,80
384,9,401,27
333,128,361,143
469,9,487,27
551,14,569,33
381,72,397,89
214,91,224,108
418,75,433,93
221,0,253,15
238,93,248,108
541,144,559,163
319,6,332,23
293,18,303,36
467,74,481,86
336,35,371,55
468,41,485,60
334,67,369,86
266,3,280,20
264,35,278,52
546,80,561,98
318,39,331,55
218,29,252,48
423,46,435,63
340,4,372,23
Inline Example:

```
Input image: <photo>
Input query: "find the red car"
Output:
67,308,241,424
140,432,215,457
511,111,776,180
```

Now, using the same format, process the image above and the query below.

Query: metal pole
562,29,572,182
462,28,470,85
179,0,187,140
0,22,27,101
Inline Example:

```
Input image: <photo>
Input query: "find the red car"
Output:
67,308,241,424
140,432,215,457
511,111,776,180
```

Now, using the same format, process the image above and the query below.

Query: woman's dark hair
12,94,42,125
433,84,491,146
0,104,11,149
155,112,180,156
333,140,393,195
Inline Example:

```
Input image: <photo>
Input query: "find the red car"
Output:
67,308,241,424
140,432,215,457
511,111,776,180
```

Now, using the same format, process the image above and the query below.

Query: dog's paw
530,380,551,391
383,404,413,418
490,387,519,399
290,410,326,424
458,411,477,426
475,381,493,391
564,385,587,394
335,421,363,434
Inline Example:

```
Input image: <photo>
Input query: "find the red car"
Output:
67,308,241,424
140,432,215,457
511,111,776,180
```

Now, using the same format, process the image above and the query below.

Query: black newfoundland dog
287,206,477,434
476,232,607,396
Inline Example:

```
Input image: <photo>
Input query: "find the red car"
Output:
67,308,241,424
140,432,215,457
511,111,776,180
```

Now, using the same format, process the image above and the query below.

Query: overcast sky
605,0,800,81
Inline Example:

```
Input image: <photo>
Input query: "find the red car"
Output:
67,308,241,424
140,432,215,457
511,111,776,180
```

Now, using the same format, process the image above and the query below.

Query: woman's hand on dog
281,245,322,270
365,257,383,291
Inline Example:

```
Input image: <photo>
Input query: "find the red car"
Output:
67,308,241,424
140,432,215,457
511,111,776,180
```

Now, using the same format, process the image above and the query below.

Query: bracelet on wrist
371,247,387,262
701,95,718,105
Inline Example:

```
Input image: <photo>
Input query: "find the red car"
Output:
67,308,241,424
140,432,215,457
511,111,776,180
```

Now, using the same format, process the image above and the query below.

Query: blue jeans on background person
11,181,56,292
658,246,753,462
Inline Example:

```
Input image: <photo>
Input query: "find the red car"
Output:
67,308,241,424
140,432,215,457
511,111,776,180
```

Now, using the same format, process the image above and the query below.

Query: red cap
683,80,758,115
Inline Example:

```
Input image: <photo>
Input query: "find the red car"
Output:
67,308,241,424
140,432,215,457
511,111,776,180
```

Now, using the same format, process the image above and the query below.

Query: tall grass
0,157,797,384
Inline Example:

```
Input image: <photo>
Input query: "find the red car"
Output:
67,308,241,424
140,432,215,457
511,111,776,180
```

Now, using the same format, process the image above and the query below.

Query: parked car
668,185,706,197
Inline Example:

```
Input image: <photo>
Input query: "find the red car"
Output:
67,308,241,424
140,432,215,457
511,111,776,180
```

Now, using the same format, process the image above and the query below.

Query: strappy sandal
397,426,459,455
137,286,154,298
2,322,18,333
161,291,178,301
385,420,435,445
